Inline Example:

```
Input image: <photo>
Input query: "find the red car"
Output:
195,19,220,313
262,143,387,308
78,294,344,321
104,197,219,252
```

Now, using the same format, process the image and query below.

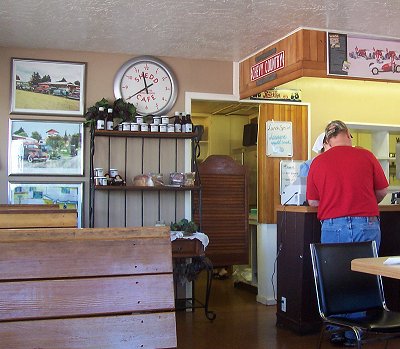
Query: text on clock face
134,72,159,83
137,94,156,102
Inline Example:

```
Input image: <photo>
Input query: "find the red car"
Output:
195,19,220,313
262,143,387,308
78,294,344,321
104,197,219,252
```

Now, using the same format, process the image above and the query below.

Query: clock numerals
115,56,177,115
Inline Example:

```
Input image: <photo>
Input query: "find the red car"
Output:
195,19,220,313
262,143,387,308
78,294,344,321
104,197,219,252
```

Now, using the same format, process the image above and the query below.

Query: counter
275,205,400,334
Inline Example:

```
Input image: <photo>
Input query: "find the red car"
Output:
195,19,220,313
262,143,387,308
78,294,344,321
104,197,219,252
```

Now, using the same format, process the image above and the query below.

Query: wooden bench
0,204,77,229
0,204,60,209
0,226,177,348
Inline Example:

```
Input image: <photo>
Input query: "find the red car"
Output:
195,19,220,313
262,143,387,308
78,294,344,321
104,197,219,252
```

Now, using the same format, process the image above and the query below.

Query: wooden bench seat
0,226,177,349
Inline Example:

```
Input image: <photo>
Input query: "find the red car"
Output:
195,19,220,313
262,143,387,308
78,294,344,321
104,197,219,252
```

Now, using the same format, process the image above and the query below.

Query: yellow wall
280,77,400,142
280,77,400,187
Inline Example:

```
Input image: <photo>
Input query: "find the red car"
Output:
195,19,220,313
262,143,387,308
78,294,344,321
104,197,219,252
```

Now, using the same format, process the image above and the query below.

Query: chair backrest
310,241,384,317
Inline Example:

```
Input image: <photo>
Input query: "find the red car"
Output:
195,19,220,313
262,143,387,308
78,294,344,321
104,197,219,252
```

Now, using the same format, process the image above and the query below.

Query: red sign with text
250,51,285,82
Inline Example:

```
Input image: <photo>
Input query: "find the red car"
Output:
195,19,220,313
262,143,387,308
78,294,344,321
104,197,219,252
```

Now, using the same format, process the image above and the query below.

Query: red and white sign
250,51,285,82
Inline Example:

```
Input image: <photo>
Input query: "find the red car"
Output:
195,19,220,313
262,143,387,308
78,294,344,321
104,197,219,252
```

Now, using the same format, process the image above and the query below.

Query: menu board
266,121,293,157
327,32,348,76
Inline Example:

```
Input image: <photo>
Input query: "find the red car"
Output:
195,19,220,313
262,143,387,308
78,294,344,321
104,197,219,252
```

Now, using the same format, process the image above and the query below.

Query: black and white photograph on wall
10,58,86,116
8,182,83,227
8,119,84,176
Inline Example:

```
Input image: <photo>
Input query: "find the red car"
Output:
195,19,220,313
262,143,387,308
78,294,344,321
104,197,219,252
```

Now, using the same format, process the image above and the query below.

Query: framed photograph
10,58,86,116
8,182,83,227
9,119,84,176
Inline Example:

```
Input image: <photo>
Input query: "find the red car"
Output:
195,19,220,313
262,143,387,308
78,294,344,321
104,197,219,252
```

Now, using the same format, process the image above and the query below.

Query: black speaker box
242,123,258,146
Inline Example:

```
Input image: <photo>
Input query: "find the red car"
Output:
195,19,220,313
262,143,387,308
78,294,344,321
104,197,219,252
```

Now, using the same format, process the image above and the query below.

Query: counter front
275,205,400,334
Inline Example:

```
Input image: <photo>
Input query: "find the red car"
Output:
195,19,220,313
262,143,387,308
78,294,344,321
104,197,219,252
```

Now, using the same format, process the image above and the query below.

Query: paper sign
280,160,302,194
266,121,293,157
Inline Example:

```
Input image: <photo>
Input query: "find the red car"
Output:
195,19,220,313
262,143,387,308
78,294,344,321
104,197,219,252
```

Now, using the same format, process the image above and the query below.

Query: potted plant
84,98,136,129
112,98,137,126
170,218,198,236
84,98,111,127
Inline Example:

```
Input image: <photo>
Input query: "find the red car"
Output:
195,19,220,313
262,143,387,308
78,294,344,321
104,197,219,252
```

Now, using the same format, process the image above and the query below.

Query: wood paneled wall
258,103,308,224
239,29,327,99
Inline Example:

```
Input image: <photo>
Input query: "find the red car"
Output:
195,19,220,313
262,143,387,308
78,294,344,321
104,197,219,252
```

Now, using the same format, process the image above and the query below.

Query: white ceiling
1,0,400,62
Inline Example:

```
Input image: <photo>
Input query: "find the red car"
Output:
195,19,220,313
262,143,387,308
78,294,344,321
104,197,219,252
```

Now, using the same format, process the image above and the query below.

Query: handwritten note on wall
266,121,293,157
280,160,302,194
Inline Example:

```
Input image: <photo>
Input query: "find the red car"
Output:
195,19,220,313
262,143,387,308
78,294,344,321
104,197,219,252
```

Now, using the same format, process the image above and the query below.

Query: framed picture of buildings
8,182,83,227
8,119,84,176
10,58,86,116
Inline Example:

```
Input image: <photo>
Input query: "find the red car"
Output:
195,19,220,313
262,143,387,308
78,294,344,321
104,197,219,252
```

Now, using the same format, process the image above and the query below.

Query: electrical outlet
281,297,287,312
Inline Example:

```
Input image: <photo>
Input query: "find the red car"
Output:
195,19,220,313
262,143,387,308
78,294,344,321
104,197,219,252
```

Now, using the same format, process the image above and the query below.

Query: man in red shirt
306,120,389,346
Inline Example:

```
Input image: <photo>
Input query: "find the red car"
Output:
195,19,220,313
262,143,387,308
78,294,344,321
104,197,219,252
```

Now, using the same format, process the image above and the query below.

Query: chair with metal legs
310,241,400,348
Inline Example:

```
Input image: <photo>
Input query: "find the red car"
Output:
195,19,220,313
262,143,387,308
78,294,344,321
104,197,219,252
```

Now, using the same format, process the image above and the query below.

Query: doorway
189,94,260,289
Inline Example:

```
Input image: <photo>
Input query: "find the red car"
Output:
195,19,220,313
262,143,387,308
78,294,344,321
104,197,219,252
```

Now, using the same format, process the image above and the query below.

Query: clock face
114,56,178,116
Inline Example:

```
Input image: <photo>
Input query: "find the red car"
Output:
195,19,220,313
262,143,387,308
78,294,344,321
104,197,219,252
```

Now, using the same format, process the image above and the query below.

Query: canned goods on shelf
109,169,119,177
94,168,104,177
130,122,139,131
94,176,108,186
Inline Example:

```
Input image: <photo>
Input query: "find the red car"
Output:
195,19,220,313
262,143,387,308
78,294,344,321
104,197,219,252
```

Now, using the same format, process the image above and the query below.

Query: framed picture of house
8,182,83,227
8,119,84,176
10,58,86,116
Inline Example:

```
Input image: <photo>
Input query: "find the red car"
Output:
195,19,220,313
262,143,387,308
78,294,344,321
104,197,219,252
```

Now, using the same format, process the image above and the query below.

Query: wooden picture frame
10,58,86,116
8,182,83,227
8,119,84,176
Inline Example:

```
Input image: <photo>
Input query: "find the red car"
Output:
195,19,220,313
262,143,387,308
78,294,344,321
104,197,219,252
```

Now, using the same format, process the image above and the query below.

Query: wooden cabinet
276,207,321,334
89,129,199,228
276,205,400,334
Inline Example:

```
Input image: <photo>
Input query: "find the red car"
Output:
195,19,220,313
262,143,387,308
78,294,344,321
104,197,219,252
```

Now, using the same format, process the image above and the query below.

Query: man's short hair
325,120,348,141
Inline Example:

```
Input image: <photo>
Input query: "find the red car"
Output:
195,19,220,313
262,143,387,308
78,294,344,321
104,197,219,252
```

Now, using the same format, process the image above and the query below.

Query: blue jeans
321,216,381,249
321,216,381,340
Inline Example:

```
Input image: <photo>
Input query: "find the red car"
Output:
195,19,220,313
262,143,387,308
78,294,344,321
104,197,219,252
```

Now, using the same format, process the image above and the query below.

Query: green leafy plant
113,98,136,123
84,98,137,127
170,218,198,235
84,98,111,127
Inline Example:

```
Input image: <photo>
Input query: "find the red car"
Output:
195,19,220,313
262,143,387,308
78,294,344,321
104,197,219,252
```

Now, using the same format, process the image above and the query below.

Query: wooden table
351,257,400,279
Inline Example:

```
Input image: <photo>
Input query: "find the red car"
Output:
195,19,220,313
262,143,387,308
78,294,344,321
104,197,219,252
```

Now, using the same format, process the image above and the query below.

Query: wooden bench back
0,204,60,209
0,205,77,229
0,226,177,349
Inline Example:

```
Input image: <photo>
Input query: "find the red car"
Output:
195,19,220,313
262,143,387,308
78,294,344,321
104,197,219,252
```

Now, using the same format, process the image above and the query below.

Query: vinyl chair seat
310,241,400,348
328,309,400,333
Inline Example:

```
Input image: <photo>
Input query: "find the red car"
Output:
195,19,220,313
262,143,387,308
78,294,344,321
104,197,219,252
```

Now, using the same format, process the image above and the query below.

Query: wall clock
113,55,178,116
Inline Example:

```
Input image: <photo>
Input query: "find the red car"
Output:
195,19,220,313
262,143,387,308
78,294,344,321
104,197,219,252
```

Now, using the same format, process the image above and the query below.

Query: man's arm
375,187,388,203
308,199,319,207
